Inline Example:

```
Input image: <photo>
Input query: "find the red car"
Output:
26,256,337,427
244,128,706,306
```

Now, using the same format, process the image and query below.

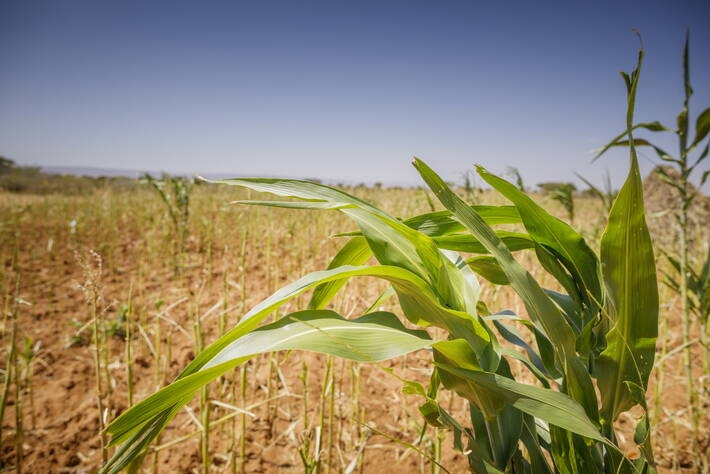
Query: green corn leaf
691,106,710,148
432,340,604,442
533,245,585,331
605,139,677,163
107,359,249,447
237,199,356,210
520,415,554,474
477,166,603,325
328,206,522,240
597,154,658,421
484,311,560,379
467,256,510,285
597,45,659,424
309,236,372,309
403,206,521,236
203,177,387,216
204,310,432,369
413,158,599,421
550,425,605,474
101,405,185,474
593,122,671,163
434,231,534,254
635,121,672,132
348,210,473,312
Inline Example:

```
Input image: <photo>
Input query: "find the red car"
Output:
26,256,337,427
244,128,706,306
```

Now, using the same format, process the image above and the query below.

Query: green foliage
101,47,660,474
505,167,525,191
537,182,576,222
0,156,16,174
143,174,194,269
0,164,136,195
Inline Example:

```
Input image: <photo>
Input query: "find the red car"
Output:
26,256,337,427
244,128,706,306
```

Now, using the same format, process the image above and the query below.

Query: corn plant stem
193,287,210,474
229,371,238,474
299,361,315,472
201,385,210,474
702,319,709,391
14,321,23,474
357,411,365,474
0,319,14,448
677,44,702,458
336,360,345,464
318,356,333,474
302,362,309,429
677,158,700,460
238,231,249,474
239,365,247,474
101,326,112,420
24,352,35,430
91,281,108,464
0,276,19,456
1,265,8,337
350,361,361,462
264,222,277,432
327,356,336,474
126,282,134,407
153,307,162,389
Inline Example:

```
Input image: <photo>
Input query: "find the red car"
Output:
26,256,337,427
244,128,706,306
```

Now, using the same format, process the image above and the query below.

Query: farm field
0,173,708,473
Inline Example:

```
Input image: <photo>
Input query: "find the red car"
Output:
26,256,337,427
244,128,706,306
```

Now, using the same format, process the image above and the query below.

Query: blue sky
1,1,709,189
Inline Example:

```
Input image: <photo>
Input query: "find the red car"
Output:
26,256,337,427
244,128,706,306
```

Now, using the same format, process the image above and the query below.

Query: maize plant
101,49,658,474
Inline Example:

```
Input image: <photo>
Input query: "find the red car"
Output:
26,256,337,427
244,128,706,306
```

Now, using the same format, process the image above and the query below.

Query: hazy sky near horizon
1,1,709,189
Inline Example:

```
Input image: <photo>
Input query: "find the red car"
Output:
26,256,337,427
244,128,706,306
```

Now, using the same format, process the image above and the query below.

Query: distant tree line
0,155,138,195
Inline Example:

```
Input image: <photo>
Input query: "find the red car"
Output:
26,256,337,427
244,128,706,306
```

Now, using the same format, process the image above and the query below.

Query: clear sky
1,1,709,189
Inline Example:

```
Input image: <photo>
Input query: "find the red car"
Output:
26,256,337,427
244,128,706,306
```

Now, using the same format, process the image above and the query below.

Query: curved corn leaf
485,311,559,380
593,121,672,163
204,177,388,216
434,232,534,254
600,139,676,163
204,310,432,369
432,340,604,442
104,310,432,474
467,256,510,285
308,236,372,309
403,206,521,236
692,106,710,148
237,200,355,210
